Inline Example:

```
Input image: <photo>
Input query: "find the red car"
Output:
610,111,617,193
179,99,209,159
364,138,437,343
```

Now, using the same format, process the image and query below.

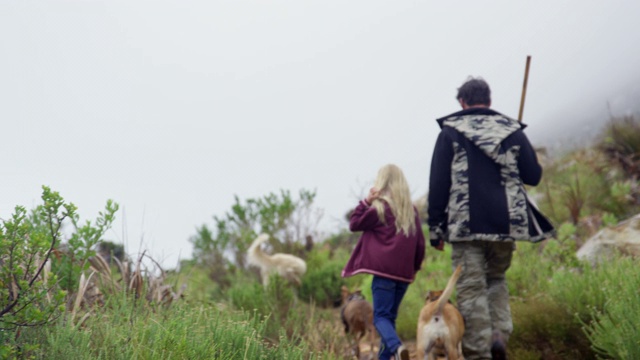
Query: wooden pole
518,55,532,122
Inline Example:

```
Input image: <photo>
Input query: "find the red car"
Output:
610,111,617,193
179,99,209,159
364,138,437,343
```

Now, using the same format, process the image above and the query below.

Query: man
427,77,555,359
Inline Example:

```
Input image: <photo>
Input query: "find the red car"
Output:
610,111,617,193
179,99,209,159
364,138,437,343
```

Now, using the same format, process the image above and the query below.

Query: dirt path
353,340,421,360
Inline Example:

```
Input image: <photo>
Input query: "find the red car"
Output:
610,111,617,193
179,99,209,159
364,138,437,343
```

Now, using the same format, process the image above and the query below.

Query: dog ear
341,286,350,304
425,290,442,302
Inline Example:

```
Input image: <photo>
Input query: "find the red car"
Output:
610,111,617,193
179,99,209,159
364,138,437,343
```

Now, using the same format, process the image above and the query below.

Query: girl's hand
366,187,380,204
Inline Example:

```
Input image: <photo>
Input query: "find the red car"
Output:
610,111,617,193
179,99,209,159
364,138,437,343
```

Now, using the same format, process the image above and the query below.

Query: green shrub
228,278,271,315
583,258,640,359
0,187,118,356
228,274,303,339
536,152,611,226
598,114,640,178
507,242,553,297
541,222,580,269
510,297,594,360
548,264,610,322
512,256,640,359
299,249,347,307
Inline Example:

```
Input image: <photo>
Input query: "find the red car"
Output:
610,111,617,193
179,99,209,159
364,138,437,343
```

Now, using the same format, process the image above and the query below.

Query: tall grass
18,291,335,360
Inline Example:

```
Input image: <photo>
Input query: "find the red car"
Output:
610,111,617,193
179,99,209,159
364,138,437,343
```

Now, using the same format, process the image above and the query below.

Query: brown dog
416,265,464,360
340,286,376,359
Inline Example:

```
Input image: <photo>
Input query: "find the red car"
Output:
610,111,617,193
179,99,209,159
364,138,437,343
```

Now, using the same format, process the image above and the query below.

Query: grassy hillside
2,115,639,359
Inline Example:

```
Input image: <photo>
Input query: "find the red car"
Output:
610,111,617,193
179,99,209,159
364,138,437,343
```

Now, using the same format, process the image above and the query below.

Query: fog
1,1,639,268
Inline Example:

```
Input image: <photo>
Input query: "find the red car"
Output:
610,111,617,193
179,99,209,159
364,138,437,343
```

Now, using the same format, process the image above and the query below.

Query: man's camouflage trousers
451,240,515,360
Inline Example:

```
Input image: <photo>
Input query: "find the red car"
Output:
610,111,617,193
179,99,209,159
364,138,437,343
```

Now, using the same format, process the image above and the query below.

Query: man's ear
458,98,467,109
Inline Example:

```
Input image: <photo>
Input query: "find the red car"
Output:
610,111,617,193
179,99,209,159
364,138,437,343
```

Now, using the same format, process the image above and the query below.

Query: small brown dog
340,286,376,359
416,265,464,360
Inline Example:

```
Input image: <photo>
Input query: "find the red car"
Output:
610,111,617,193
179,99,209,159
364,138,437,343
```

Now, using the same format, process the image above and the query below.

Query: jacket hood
437,108,526,162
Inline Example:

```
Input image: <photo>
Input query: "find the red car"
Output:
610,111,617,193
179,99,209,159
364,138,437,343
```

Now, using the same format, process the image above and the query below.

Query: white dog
247,233,307,286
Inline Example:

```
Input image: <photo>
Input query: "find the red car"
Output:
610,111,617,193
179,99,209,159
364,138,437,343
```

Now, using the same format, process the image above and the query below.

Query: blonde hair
371,164,417,236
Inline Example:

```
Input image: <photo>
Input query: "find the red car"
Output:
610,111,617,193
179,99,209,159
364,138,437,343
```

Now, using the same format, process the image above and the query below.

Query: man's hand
430,238,444,251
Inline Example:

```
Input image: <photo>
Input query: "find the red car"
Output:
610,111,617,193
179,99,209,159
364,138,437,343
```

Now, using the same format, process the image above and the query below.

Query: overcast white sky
2,0,640,268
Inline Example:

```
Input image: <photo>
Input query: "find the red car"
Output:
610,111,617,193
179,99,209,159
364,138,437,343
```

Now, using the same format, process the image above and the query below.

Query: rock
576,213,640,265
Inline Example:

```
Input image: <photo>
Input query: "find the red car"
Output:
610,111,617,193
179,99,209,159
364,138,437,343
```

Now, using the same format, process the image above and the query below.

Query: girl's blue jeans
371,276,409,360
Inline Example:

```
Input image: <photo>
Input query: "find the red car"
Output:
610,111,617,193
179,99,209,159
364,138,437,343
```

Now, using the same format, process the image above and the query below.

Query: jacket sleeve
349,201,380,232
514,130,542,186
427,130,453,239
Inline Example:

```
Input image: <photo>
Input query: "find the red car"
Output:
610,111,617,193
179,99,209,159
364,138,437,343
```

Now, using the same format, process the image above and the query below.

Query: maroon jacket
342,200,426,283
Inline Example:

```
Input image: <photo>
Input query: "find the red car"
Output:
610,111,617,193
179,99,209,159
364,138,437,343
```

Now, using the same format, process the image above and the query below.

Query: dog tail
435,264,462,314
247,233,270,267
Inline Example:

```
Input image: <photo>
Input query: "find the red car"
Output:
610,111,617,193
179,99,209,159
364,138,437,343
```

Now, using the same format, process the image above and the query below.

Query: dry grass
67,252,186,325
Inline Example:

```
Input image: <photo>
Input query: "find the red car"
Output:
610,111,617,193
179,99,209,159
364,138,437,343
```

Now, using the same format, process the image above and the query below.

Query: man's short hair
456,77,491,106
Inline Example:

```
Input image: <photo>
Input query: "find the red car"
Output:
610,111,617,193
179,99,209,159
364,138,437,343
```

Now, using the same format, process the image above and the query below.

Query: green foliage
0,186,119,356
190,189,321,292
598,114,640,178
536,116,640,232
227,274,298,337
168,262,222,302
578,258,640,359
601,212,618,227
535,152,611,226
6,113,640,359
506,243,550,297
548,266,608,323
226,274,346,355
53,199,118,293
322,230,360,251
506,245,596,358
510,297,594,360
17,297,333,360
97,240,126,262
299,249,347,307
542,222,579,268
228,279,270,315
0,187,72,332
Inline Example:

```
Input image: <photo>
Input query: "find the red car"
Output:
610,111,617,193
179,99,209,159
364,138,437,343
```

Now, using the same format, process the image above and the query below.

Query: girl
342,164,425,360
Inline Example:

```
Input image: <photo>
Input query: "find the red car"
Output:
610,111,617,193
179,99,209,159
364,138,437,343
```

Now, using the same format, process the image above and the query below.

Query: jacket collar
436,107,527,129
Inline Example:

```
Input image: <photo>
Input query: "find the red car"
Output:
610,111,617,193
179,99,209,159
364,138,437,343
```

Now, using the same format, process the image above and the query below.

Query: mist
1,0,639,268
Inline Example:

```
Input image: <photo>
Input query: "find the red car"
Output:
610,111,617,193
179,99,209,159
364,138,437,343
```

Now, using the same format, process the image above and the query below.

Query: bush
598,115,640,178
512,256,640,359
507,242,553,298
510,296,594,360
583,257,640,359
299,249,348,307
0,187,118,356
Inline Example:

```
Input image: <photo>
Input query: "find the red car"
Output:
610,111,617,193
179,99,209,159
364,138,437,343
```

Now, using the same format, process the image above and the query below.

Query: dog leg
457,342,464,360
368,326,377,359
261,271,270,287
445,342,462,360
348,334,360,359
425,340,439,360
